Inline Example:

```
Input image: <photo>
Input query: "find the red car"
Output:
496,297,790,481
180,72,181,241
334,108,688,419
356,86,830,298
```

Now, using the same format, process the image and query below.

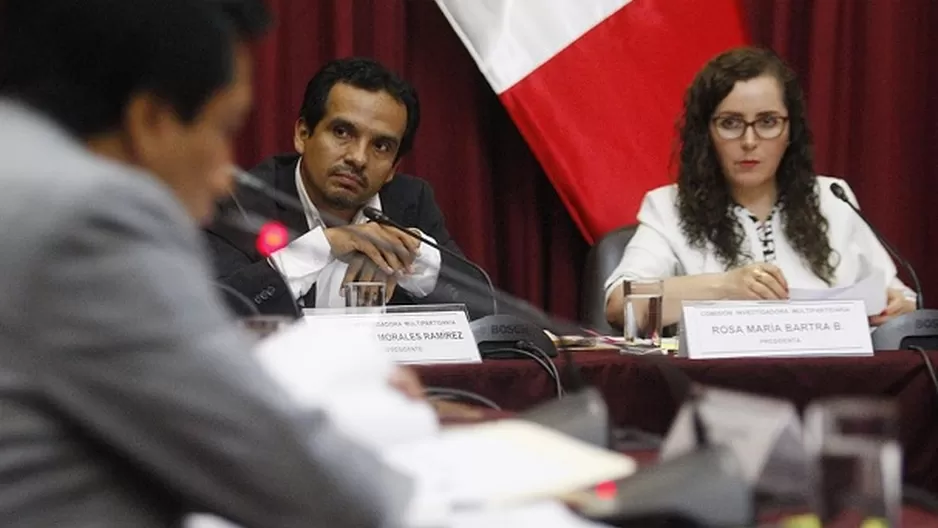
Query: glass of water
804,399,902,527
343,281,387,310
623,278,663,351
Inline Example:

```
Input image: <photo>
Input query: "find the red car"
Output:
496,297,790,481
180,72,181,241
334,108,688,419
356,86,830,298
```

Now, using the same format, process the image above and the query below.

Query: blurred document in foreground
384,419,636,509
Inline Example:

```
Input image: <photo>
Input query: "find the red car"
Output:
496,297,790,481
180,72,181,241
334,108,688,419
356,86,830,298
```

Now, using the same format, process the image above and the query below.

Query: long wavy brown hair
675,47,836,284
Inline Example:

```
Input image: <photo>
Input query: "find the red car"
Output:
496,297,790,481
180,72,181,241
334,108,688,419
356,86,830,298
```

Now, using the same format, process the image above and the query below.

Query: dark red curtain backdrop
745,0,938,304
237,0,938,321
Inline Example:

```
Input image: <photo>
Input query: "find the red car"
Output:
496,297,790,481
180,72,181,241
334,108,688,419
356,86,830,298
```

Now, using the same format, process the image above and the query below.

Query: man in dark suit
206,57,492,318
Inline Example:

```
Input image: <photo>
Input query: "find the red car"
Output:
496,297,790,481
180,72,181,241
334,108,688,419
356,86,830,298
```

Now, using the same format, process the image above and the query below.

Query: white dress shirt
604,176,914,303
268,161,442,308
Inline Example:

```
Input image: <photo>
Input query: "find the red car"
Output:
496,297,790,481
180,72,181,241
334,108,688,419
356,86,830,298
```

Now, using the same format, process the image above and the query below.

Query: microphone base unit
519,386,609,448
470,314,558,358
871,309,938,351
574,444,753,528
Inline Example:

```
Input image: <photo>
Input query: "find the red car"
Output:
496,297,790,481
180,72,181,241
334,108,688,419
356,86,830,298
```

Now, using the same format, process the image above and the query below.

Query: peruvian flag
434,0,749,243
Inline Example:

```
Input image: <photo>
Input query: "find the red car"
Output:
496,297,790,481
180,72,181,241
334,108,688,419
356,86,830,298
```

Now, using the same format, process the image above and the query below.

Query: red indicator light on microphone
594,480,617,500
256,221,289,257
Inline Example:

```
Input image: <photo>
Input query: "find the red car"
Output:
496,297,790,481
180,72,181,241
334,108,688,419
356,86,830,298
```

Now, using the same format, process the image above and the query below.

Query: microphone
217,206,295,246
214,184,300,318
830,182,923,309
361,205,559,360
830,183,938,350
362,206,498,314
232,167,306,214
574,444,752,527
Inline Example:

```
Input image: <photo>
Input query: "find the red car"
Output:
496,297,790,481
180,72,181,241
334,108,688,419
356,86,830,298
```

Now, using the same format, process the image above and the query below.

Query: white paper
789,257,886,316
383,420,636,509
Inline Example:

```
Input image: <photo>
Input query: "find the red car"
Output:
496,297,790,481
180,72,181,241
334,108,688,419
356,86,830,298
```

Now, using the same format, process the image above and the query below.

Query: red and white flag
435,0,749,243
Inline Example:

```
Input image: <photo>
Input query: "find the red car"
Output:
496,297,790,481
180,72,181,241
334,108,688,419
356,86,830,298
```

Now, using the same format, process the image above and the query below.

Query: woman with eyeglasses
604,47,915,329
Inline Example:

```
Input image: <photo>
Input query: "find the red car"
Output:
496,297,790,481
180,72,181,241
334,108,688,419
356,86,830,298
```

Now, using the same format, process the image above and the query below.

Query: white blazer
604,176,913,302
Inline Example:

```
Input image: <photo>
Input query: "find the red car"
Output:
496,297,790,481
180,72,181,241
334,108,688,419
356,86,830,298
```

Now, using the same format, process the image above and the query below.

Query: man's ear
124,92,177,167
293,118,311,154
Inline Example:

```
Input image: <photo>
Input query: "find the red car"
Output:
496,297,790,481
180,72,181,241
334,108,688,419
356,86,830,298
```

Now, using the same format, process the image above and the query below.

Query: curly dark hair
675,47,836,284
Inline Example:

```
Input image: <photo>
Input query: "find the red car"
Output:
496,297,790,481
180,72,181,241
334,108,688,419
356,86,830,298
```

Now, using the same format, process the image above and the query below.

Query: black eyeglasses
712,114,789,140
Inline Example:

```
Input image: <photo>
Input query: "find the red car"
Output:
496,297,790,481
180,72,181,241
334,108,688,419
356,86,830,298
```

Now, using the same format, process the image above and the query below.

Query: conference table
416,349,938,496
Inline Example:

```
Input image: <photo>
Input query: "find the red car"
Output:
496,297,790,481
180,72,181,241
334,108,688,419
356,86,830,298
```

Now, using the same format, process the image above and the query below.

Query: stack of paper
788,256,886,316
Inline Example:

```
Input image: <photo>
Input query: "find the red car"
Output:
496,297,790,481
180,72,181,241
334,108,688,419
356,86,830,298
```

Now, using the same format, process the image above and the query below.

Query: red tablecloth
418,350,938,494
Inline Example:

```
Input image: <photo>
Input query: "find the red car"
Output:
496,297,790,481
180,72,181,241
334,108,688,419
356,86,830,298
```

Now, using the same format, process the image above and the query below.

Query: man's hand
869,288,916,326
328,223,422,300
341,254,398,301
324,223,420,275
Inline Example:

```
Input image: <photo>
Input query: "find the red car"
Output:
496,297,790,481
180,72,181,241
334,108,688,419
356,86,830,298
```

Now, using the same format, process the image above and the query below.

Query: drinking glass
343,281,387,309
804,399,901,527
623,279,663,351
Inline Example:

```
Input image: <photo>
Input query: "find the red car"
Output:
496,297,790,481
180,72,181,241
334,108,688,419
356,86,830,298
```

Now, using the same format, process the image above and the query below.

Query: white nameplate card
661,387,808,497
679,300,873,359
303,309,481,365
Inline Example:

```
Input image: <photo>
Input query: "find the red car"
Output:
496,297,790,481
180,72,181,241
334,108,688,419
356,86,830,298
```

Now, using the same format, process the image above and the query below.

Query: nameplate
303,309,481,365
661,386,808,497
679,300,873,359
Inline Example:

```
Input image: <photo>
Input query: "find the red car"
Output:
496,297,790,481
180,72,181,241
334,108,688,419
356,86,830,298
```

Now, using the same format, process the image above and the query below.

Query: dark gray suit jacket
0,100,410,527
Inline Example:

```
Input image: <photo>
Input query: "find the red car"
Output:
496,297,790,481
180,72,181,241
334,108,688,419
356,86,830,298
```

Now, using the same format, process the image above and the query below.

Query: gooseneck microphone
233,167,306,212
361,206,498,315
830,182,923,309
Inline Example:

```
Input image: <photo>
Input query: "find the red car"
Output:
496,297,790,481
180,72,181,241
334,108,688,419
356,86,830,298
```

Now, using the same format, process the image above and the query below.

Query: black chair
580,225,638,335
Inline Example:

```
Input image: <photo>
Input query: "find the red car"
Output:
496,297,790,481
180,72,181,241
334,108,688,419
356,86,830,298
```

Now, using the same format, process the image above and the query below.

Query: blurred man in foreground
0,1,410,526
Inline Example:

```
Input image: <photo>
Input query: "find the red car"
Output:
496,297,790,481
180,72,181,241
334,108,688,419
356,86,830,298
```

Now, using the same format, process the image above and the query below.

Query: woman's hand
721,263,789,300
869,288,916,326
